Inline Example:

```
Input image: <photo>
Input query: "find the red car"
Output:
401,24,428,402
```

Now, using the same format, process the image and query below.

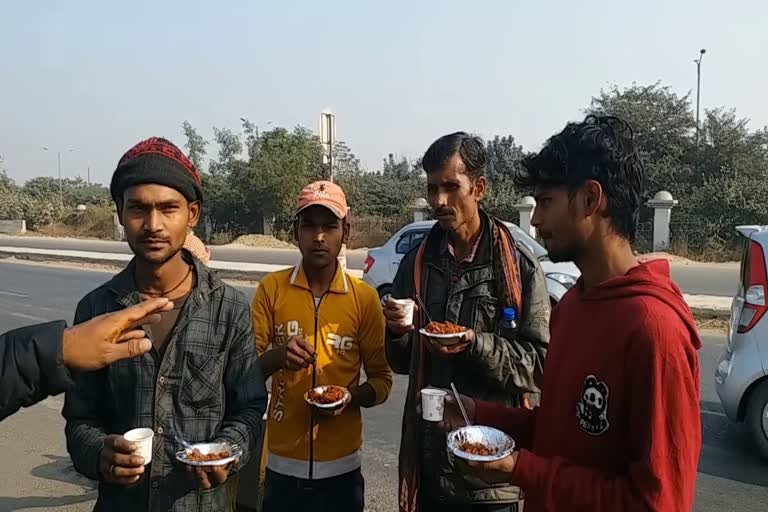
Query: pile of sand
228,234,296,250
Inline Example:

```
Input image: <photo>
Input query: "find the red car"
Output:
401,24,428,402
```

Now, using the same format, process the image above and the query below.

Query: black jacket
387,210,551,505
0,320,71,421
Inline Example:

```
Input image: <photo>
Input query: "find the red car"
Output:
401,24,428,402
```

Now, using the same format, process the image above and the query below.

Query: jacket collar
107,250,222,307
289,261,349,294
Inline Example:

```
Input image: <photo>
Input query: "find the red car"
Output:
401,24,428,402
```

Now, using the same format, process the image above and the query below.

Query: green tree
182,121,208,172
587,82,696,199
483,135,526,221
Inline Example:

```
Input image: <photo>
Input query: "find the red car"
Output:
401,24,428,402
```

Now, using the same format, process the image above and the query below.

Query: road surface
0,235,739,297
0,262,764,511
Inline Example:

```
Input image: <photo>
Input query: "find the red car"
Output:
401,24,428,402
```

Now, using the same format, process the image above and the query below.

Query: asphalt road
0,262,764,511
0,235,740,297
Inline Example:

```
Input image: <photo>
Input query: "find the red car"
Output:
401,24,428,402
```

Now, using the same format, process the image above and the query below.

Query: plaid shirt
63,254,267,512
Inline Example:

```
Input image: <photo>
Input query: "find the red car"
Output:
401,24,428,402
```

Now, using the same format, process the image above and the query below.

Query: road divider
0,246,364,282
0,245,729,318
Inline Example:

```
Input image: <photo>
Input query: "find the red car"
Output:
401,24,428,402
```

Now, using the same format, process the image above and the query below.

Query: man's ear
473,176,487,201
582,180,604,217
188,200,202,228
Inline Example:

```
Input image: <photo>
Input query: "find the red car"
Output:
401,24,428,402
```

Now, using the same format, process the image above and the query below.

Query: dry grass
348,215,407,249
669,237,741,263
36,206,114,239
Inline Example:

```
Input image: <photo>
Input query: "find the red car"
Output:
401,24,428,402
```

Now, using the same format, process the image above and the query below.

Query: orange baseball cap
296,181,349,218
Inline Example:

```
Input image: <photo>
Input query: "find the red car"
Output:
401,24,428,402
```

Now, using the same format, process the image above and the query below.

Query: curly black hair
422,132,486,179
515,115,644,242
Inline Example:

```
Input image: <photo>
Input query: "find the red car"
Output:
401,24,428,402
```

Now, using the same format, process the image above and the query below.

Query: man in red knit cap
63,137,267,512
436,116,702,512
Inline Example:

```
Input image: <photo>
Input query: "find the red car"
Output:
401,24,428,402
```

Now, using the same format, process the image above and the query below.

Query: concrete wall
0,220,26,234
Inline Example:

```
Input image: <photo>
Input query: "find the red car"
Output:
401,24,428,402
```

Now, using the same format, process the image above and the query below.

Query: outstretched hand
62,298,173,370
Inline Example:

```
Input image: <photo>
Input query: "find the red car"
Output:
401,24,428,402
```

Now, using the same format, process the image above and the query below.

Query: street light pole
42,147,72,208
694,48,706,145
57,151,62,207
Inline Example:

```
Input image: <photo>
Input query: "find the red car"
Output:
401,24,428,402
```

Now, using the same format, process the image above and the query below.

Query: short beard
132,244,183,267
546,245,579,263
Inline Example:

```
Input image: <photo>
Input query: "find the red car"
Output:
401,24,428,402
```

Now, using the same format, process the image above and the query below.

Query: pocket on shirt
179,350,226,407
471,296,498,332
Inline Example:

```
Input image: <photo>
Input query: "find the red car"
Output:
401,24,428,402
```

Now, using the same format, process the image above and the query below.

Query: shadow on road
699,408,768,487
30,454,97,491
0,454,97,511
0,493,96,511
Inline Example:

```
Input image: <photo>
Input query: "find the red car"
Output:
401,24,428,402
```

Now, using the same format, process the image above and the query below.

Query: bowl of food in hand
447,425,515,462
419,321,469,346
175,441,242,467
304,384,350,409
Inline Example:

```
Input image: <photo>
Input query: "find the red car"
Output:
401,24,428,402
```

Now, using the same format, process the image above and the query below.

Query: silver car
715,225,768,458
362,220,580,305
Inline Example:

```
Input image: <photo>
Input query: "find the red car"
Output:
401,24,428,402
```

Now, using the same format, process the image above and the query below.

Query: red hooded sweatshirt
475,260,702,512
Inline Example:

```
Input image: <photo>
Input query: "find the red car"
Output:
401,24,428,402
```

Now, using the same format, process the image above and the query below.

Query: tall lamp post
41,147,74,207
320,111,336,182
694,48,706,145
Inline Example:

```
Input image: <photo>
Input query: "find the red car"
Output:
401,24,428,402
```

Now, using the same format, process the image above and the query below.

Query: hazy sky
1,0,766,186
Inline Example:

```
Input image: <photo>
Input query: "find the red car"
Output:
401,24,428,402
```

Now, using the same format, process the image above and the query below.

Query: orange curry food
186,448,230,462
425,321,465,335
457,441,497,456
308,385,346,404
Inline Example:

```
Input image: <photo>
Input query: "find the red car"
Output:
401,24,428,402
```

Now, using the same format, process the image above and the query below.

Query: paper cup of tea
392,298,415,326
124,428,154,464
421,388,447,422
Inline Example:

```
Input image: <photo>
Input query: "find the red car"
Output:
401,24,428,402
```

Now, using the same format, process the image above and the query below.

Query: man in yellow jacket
252,180,393,512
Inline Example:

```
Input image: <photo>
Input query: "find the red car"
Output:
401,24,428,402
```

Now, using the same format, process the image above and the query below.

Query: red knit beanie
110,137,203,203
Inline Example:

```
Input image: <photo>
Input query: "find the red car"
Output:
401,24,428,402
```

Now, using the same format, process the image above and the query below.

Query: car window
396,233,412,254
409,231,428,252
507,224,548,259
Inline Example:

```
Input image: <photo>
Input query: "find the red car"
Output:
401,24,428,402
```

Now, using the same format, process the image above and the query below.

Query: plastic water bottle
498,307,518,340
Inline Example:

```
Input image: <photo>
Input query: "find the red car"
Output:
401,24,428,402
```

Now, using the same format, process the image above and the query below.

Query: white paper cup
392,298,415,326
421,388,447,422
124,428,154,465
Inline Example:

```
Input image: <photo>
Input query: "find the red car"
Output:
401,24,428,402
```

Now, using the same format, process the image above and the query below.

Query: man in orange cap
253,181,393,512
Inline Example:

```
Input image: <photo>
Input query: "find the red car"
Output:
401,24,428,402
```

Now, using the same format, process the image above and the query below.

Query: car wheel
746,378,768,459
378,285,393,306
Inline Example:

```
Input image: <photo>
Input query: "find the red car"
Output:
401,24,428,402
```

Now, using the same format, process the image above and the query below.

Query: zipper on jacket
308,291,327,481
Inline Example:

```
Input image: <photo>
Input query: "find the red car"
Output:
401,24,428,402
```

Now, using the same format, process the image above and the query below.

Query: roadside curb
0,247,366,282
0,250,274,282
0,247,731,318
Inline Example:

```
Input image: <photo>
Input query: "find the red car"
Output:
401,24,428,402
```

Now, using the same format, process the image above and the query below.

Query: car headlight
546,272,577,289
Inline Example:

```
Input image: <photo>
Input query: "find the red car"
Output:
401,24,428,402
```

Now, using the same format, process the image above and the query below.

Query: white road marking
8,311,49,322
0,289,28,297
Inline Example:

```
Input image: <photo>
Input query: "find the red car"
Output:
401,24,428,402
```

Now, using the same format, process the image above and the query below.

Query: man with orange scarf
384,132,551,512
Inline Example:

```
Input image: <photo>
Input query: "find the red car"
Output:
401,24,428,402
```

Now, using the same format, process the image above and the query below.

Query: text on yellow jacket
253,263,392,479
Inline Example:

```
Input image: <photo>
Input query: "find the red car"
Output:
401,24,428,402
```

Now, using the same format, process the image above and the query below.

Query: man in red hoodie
437,115,702,511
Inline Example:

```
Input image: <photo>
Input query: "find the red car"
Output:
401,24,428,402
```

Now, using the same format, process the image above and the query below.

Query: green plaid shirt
63,254,267,512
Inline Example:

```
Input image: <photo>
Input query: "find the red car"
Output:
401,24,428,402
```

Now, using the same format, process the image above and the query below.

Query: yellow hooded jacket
253,263,392,479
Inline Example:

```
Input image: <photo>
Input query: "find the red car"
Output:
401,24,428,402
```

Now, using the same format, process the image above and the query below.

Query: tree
0,155,17,194
182,121,208,172
587,82,696,199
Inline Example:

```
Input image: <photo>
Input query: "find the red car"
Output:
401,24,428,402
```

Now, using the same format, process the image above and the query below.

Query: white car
362,220,580,304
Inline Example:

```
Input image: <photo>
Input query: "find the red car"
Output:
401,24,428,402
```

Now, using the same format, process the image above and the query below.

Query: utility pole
57,151,62,207
42,147,72,208
320,111,336,182
87,166,90,186
694,48,706,145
